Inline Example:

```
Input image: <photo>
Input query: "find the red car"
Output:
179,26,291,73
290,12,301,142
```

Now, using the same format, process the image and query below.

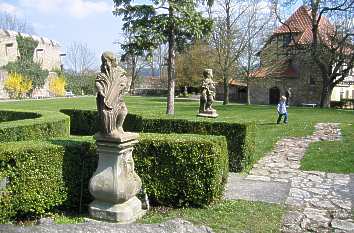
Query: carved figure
199,69,217,115
96,51,129,138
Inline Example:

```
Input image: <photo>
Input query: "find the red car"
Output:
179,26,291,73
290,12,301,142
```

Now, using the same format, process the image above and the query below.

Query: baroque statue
96,51,129,138
198,69,218,118
89,51,145,223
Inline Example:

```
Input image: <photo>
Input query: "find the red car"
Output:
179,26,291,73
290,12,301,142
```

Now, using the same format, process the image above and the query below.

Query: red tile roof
229,79,247,86
273,6,335,45
250,61,299,79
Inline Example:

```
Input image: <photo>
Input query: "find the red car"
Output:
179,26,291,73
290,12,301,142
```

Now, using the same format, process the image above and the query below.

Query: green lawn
139,200,284,233
301,123,354,173
0,96,353,173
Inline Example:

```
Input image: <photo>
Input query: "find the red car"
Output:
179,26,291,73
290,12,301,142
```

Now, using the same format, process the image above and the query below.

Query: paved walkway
225,123,354,233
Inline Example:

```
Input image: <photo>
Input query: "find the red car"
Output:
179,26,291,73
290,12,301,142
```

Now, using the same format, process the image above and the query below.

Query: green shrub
0,110,70,142
135,133,228,207
60,109,255,171
0,111,39,123
0,133,228,222
0,141,67,223
51,133,228,208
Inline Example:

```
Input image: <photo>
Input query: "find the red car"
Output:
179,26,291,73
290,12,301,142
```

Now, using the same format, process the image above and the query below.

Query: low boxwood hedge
0,110,70,142
0,141,67,223
0,133,228,222
0,111,39,123
60,109,255,172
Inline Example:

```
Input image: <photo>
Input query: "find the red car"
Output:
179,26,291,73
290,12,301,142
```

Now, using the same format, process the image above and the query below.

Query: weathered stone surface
331,219,354,231
89,52,144,223
226,123,353,233
224,173,290,204
198,69,217,118
0,219,214,233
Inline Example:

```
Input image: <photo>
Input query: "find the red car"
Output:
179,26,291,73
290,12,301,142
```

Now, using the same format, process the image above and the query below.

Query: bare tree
65,42,96,75
240,2,274,104
274,0,354,107
0,12,34,33
210,0,272,105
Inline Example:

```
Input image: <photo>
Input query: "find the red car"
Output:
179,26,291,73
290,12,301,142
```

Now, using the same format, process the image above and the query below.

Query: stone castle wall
0,29,62,71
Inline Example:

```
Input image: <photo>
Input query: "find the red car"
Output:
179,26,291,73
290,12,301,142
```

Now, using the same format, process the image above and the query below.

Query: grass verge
301,123,354,173
139,200,285,233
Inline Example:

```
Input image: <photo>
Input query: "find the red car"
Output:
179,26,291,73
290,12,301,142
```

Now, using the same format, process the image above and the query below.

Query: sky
0,0,124,68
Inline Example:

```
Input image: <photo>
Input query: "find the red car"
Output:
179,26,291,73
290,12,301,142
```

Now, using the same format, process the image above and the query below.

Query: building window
36,48,44,57
5,43,13,56
283,34,291,48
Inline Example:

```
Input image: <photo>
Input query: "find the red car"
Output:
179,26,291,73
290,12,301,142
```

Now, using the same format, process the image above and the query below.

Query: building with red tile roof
248,5,354,105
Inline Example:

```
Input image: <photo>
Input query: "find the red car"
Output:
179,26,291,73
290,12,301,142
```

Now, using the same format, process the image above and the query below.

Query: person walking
277,96,288,124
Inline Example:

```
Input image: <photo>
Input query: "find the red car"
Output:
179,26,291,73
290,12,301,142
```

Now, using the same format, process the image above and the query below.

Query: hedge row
0,141,67,222
0,110,70,142
60,109,255,172
0,111,39,123
0,133,228,222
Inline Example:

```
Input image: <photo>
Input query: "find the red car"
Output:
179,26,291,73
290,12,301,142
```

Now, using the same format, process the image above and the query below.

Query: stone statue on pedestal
89,51,145,223
96,51,128,138
198,69,218,118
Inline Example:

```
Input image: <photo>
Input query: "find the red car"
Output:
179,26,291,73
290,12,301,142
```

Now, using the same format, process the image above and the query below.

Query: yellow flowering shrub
49,76,66,97
4,72,32,99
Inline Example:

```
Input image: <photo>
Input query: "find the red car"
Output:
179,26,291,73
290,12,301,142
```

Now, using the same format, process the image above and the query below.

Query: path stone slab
0,219,213,233
224,173,290,204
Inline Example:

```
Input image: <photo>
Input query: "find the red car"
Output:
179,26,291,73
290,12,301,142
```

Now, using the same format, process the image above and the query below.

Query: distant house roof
229,79,247,86
272,5,334,45
250,60,299,79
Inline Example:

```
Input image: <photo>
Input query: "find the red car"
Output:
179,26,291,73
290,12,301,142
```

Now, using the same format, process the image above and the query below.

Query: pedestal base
197,111,218,118
89,196,146,223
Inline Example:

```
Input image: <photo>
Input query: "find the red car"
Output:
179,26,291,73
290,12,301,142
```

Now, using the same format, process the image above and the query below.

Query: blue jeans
277,112,288,124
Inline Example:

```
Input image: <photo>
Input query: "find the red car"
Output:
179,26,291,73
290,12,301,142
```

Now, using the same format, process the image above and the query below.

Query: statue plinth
89,132,146,223
197,109,218,118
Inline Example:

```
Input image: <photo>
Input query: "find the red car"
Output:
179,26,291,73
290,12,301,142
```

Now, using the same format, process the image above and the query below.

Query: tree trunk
319,82,333,108
166,5,175,115
246,80,251,105
223,73,229,105
129,56,137,95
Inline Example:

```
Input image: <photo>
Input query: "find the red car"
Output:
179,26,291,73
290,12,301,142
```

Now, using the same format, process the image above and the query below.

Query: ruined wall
0,29,62,71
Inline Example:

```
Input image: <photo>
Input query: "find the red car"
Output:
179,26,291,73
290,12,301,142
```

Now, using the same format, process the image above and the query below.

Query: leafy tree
4,35,48,89
113,0,213,114
4,72,32,99
64,71,96,95
176,40,219,89
49,75,66,97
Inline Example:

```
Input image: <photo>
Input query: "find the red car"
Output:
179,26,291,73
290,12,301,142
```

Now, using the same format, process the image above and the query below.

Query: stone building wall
0,70,9,99
0,29,62,71
249,52,324,105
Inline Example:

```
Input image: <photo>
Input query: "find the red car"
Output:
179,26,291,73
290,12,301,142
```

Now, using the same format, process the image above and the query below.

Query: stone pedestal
89,132,146,223
197,109,218,118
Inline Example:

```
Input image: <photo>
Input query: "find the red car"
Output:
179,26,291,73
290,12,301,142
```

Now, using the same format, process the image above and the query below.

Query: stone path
225,123,354,233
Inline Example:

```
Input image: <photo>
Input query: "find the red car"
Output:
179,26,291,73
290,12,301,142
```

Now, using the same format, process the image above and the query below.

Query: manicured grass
301,123,354,173
0,96,353,173
139,200,285,233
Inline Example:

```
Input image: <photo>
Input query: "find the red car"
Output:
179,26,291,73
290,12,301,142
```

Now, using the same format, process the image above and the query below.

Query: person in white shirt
277,96,288,124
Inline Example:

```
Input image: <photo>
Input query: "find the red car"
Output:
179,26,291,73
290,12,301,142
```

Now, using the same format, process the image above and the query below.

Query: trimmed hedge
0,111,39,123
0,133,228,222
60,109,255,171
135,133,228,207
0,110,70,142
0,141,67,223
